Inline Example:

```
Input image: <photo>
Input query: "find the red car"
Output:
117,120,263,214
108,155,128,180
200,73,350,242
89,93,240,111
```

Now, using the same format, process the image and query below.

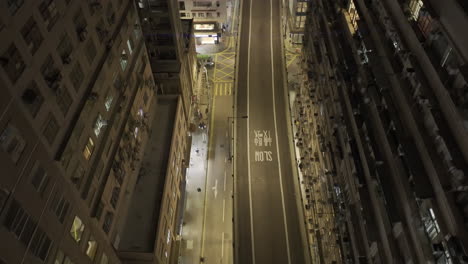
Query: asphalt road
234,0,308,263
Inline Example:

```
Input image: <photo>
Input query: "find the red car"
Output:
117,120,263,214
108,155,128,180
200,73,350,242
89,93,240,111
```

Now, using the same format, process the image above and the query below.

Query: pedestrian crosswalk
213,82,233,96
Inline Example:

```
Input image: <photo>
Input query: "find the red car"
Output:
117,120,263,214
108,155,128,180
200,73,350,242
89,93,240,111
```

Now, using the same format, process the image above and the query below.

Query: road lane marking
223,199,226,222
270,0,292,263
221,232,225,257
213,179,218,198
247,0,256,263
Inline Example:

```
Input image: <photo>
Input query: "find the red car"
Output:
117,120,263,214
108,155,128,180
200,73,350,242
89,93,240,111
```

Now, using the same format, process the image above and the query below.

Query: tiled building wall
0,0,156,264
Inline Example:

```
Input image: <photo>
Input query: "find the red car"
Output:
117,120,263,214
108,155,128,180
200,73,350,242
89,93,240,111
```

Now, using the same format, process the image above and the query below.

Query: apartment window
57,32,73,64
71,163,85,187
102,211,113,233
54,250,75,264
39,0,59,31
217,12,221,17
193,1,211,7
22,80,44,118
0,122,26,163
83,137,95,160
56,87,72,116
30,162,50,197
206,12,212,18
73,9,88,41
85,38,97,65
85,236,98,260
110,187,120,209
93,114,106,137
7,0,24,14
179,1,185,10
21,17,43,55
127,38,134,54
70,216,85,242
96,19,108,43
100,254,108,264
50,191,69,223
41,55,61,90
69,62,84,91
105,93,114,111
120,50,128,71
30,228,52,260
180,12,187,17
106,2,115,25
192,13,196,17
133,19,141,40
1,44,26,84
3,199,35,243
198,13,205,17
43,113,59,145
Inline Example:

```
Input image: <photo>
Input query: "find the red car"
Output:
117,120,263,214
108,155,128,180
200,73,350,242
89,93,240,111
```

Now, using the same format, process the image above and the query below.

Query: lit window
93,114,107,137
105,94,113,111
83,137,95,160
166,229,171,244
85,236,98,260
69,216,85,242
127,39,134,54
120,50,128,71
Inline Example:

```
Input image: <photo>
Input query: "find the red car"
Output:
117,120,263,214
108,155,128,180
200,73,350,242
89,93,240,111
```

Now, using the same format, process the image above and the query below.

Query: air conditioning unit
62,54,72,64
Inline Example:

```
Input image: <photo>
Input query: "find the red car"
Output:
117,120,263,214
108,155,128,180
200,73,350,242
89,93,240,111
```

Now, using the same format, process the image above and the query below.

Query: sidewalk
179,105,210,264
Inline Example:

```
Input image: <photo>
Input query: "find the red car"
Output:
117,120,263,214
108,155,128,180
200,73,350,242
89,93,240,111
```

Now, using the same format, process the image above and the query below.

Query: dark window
102,211,113,233
106,2,115,25
41,55,62,91
0,122,27,163
73,9,88,42
39,0,59,31
7,0,24,14
57,32,73,64
21,17,43,55
179,1,185,10
110,187,120,208
30,163,50,197
85,37,97,65
1,44,26,84
42,113,59,145
30,228,51,260
22,81,44,118
69,62,84,91
56,87,72,116
50,191,69,223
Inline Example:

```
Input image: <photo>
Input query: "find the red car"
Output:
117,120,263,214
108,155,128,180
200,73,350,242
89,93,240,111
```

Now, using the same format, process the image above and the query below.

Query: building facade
295,0,468,263
0,0,195,264
178,0,228,44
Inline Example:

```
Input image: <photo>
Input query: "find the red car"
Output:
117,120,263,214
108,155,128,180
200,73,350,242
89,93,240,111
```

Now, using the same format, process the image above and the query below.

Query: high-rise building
0,1,196,264
178,0,228,45
296,0,468,263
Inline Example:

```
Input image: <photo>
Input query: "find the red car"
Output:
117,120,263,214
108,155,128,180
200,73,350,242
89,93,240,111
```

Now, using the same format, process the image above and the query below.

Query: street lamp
227,115,248,161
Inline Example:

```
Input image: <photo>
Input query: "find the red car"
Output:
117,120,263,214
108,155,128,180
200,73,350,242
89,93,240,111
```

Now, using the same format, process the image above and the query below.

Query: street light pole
227,115,248,161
